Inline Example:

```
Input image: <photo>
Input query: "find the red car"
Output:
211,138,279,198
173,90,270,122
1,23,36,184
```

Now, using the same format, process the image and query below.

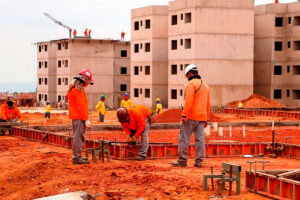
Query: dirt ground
2,136,300,200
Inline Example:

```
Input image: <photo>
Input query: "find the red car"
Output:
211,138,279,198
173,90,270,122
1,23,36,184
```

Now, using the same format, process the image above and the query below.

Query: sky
0,0,297,92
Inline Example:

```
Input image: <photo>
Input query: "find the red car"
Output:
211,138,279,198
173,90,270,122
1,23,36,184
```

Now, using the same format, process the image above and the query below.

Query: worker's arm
120,100,124,107
182,83,194,119
0,107,7,121
207,88,211,120
133,112,146,137
121,123,131,135
128,100,132,108
15,108,24,122
95,102,101,112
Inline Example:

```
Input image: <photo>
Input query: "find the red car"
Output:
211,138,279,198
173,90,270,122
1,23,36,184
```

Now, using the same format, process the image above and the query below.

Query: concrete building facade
37,38,130,109
254,2,300,107
168,0,254,108
131,6,169,108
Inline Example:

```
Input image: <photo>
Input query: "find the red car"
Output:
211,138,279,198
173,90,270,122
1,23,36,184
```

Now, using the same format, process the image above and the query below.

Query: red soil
227,94,285,108
156,109,182,123
2,136,300,200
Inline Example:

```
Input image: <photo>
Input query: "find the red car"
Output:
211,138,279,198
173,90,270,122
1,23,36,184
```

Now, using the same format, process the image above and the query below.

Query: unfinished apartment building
37,38,130,109
131,6,169,108
254,2,300,107
168,0,254,108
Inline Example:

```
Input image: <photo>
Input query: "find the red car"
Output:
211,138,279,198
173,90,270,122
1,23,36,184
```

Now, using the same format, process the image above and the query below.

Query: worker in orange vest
73,29,77,37
117,105,153,161
121,32,125,41
0,96,24,135
66,69,93,164
88,29,91,37
170,64,210,168
84,28,88,37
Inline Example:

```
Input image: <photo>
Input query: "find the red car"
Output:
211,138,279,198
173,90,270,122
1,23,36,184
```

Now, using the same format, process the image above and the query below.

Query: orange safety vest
0,103,23,121
66,87,89,120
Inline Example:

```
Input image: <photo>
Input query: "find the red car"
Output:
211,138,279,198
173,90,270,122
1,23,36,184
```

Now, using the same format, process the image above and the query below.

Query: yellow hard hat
156,98,160,102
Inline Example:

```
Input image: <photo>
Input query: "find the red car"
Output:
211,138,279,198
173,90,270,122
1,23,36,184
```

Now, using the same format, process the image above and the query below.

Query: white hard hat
185,64,197,75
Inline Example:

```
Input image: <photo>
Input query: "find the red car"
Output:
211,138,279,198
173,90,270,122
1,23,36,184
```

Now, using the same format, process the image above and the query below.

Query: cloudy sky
0,0,297,91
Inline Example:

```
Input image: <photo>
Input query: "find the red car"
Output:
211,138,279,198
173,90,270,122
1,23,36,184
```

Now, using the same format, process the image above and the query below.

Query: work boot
73,158,90,165
194,163,202,168
170,161,187,167
135,155,146,161
81,157,89,161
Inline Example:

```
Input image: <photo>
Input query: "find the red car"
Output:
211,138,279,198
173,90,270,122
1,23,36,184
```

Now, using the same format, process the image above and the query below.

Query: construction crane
43,13,72,39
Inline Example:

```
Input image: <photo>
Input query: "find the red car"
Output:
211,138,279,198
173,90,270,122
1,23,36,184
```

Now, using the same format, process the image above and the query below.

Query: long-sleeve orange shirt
0,103,23,121
182,77,210,121
66,87,89,121
121,105,152,137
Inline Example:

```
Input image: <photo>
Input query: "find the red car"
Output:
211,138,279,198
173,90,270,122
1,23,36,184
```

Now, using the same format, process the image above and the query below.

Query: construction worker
120,92,132,110
45,102,51,119
0,96,24,135
121,32,125,41
170,64,210,168
155,98,163,114
95,95,106,122
88,29,91,37
116,105,152,161
238,101,243,108
66,69,93,165
84,28,88,37
73,29,77,37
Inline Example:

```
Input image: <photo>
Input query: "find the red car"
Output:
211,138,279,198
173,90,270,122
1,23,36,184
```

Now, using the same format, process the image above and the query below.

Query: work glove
181,116,188,123
85,120,91,128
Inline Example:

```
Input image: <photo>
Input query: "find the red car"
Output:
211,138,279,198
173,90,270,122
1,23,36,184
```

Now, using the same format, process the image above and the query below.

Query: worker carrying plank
66,69,93,165
155,98,163,114
170,64,210,168
116,105,153,161
95,95,106,122
0,96,24,135
120,92,132,110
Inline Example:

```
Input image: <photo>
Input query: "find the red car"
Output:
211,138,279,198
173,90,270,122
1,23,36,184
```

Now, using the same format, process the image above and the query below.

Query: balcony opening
39,62,42,68
180,39,183,46
140,21,143,26
140,66,142,72
39,78,42,85
275,17,283,27
58,43,61,50
58,95,61,102
287,65,290,73
274,89,282,99
134,88,139,97
120,84,127,91
39,45,42,52
65,42,68,49
65,60,68,67
44,61,47,68
58,60,61,68
288,41,291,48
274,65,282,75
39,94,42,101
294,16,300,26
293,65,300,75
45,45,47,52
275,41,282,51
180,90,183,96
293,41,300,50
293,90,300,99
171,65,177,75
180,64,183,71
289,17,292,24
134,21,139,30
134,66,139,75
45,78,48,85
185,13,192,23
287,89,290,97
145,66,150,75
171,15,177,25
145,89,150,98
145,43,150,52
121,67,127,74
134,44,139,53
171,40,177,50
44,95,47,102
171,89,177,99
58,78,61,85
140,88,142,94
181,14,183,20
185,38,191,49
121,50,127,57
140,43,143,49
145,19,151,29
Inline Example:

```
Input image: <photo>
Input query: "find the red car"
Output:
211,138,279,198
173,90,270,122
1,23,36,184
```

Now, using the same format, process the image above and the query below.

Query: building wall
168,0,254,108
254,2,300,106
131,5,169,109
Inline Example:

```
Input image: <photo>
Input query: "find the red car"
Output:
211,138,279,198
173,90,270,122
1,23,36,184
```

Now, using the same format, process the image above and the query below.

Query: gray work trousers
72,119,86,161
138,118,150,158
178,120,205,164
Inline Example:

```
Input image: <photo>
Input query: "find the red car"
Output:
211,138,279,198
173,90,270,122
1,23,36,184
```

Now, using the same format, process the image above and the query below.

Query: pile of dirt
227,94,285,108
156,109,182,123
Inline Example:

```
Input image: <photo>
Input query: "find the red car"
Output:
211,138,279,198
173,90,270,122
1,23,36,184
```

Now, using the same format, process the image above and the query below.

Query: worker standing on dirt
45,102,51,119
95,95,106,122
116,105,153,161
155,98,163,114
66,69,93,165
170,64,210,168
0,96,24,136
120,92,132,110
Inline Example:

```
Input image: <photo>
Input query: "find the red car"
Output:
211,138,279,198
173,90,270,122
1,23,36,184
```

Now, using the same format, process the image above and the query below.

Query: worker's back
183,78,210,121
